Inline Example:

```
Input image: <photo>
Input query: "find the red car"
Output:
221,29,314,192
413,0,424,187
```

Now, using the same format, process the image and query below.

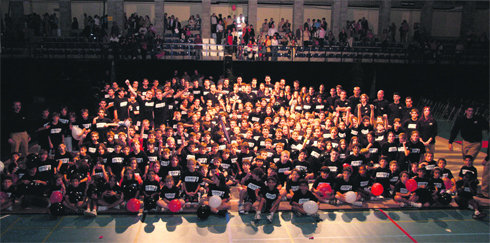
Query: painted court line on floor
378,208,417,243
0,217,20,237
42,216,65,243
0,215,10,220
231,232,490,241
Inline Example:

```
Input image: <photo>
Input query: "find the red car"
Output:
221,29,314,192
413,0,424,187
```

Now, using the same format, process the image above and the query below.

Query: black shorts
103,195,119,204
244,193,258,204
183,193,200,203
415,188,432,204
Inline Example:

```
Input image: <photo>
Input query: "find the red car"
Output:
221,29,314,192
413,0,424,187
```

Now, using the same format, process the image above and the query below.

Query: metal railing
2,40,488,64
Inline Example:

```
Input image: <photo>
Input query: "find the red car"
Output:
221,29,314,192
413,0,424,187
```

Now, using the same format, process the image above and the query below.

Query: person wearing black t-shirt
63,177,87,213
127,80,155,126
335,167,361,205
92,109,113,142
417,107,438,153
455,172,486,219
449,106,488,160
458,155,478,182
131,143,149,176
141,170,160,211
153,88,175,127
238,167,265,214
182,159,202,204
256,177,281,223
290,179,321,221
381,132,398,163
312,166,336,202
206,165,231,216
355,165,373,201
120,168,140,201
429,168,445,203
48,113,65,151
413,166,432,207
344,145,366,175
114,89,130,122
393,171,421,207
388,93,403,124
275,151,293,186
407,131,426,164
372,90,389,117
167,156,182,187
334,90,351,117
99,176,123,210
402,108,419,135
372,157,391,197
157,175,185,212
437,158,456,193
285,169,302,200
36,150,56,186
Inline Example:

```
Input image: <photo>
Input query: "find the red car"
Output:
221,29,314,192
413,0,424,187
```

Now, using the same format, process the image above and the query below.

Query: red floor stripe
378,209,418,243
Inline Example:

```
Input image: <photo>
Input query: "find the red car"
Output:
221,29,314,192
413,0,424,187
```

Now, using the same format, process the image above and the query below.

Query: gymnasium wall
9,1,488,38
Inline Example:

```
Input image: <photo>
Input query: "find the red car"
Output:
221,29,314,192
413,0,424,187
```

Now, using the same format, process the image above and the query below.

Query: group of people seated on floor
1,73,485,220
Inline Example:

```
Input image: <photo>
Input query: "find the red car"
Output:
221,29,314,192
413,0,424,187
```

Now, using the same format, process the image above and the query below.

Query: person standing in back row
449,106,488,160
8,101,30,158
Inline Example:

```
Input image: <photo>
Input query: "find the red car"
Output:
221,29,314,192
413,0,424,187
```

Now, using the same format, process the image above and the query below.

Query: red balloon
317,183,332,197
127,198,141,212
50,191,63,203
232,5,236,11
405,179,418,192
443,178,453,190
371,183,384,196
168,199,182,213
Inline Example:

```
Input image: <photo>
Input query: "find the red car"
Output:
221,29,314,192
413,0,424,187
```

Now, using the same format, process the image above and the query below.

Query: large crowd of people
3,72,487,220
3,12,487,62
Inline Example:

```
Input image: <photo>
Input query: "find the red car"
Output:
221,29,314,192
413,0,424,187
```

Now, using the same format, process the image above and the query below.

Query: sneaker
85,209,96,217
399,202,406,207
98,206,108,211
92,209,97,216
410,202,422,208
255,213,261,221
472,212,486,220
84,208,91,216
114,205,120,210
238,205,245,214
266,214,273,223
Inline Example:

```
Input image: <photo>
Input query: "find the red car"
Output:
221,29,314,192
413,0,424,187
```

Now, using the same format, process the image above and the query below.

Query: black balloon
197,205,211,220
50,203,64,216
438,193,452,205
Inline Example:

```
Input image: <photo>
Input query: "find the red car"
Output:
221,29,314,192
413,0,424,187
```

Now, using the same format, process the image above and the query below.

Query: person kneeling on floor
455,171,486,220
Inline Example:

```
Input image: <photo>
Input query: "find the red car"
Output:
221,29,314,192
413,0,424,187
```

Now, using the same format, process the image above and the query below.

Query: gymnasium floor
1,208,489,242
